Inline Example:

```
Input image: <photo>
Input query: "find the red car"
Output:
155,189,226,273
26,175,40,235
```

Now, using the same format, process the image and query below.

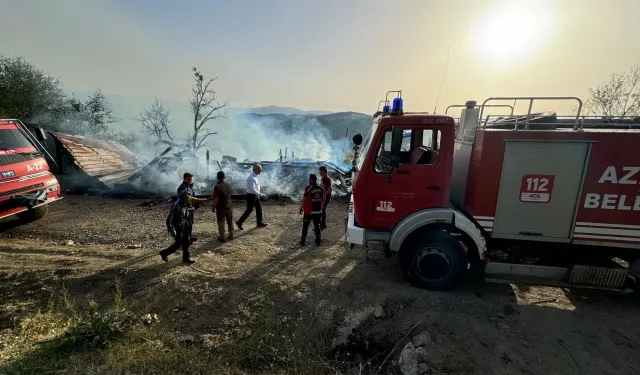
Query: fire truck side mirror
352,134,363,146
35,127,47,142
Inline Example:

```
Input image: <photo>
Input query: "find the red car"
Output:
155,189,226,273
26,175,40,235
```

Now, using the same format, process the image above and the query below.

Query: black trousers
160,225,192,260
321,197,331,228
301,214,321,244
238,193,263,225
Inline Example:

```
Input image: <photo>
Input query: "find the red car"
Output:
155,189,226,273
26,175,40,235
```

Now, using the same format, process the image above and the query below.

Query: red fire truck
0,119,61,223
346,93,640,291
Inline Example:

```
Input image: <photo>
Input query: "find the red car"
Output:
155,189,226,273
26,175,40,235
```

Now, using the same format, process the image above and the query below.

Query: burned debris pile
47,133,352,200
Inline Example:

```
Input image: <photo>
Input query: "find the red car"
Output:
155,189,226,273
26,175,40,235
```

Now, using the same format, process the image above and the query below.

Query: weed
57,279,135,350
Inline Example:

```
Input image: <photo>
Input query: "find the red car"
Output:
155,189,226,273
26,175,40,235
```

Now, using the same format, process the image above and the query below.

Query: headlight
45,178,59,192
44,178,59,187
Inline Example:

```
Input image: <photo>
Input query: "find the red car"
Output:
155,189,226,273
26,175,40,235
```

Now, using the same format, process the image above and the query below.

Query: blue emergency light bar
392,97,403,112
383,105,390,113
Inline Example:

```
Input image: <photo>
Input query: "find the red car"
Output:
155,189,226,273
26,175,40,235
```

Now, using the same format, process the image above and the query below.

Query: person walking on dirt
299,173,325,246
319,166,332,230
236,164,268,230
175,172,209,243
160,189,196,264
211,171,234,242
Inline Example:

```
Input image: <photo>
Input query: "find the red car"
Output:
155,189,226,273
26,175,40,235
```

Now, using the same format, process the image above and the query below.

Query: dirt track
1,195,639,374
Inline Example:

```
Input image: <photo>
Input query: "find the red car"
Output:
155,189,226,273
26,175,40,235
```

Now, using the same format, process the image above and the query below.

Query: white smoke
210,112,345,163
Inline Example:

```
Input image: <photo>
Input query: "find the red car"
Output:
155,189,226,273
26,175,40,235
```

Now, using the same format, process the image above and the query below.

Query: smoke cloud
121,110,353,200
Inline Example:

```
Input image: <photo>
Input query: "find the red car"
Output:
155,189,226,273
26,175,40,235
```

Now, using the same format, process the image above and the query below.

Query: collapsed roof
48,132,149,190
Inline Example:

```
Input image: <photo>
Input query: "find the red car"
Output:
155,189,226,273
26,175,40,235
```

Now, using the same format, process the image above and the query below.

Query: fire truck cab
346,93,640,291
0,119,61,223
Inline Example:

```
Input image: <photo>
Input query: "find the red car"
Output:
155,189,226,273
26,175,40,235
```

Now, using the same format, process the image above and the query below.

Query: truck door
365,126,446,229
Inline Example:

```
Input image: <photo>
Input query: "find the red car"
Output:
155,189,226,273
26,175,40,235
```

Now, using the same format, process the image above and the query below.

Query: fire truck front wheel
399,231,467,291
17,205,49,223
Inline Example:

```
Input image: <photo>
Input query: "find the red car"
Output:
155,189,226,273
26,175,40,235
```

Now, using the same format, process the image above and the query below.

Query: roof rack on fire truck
477,96,640,131
373,91,432,118
445,104,515,116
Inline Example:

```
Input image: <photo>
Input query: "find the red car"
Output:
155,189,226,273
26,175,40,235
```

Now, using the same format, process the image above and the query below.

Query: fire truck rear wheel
17,205,49,223
399,231,467,291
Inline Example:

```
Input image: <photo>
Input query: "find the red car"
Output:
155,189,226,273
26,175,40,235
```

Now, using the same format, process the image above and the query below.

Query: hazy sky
1,0,639,114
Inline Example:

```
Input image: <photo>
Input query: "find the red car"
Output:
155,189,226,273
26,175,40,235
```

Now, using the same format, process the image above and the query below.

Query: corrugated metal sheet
49,132,149,189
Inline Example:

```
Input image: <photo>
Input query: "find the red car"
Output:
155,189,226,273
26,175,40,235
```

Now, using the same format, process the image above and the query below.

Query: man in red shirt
319,166,332,230
299,173,325,246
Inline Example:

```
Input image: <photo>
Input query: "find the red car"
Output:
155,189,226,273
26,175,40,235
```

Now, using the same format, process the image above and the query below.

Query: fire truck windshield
0,128,35,150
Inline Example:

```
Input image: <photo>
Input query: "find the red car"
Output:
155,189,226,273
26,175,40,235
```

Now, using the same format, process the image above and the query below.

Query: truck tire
16,205,49,223
399,230,467,291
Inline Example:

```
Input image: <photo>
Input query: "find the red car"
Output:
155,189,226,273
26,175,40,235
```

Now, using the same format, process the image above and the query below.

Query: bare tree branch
189,67,229,150
195,132,218,150
136,98,175,143
584,64,640,118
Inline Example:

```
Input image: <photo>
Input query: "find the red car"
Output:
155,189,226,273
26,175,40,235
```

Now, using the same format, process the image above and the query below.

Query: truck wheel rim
414,247,451,281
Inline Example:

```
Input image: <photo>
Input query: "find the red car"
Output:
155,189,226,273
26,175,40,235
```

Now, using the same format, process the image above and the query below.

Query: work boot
299,239,305,246
217,236,226,243
183,258,196,264
316,238,321,247
227,234,234,240
159,251,168,262
236,221,244,230
257,223,268,228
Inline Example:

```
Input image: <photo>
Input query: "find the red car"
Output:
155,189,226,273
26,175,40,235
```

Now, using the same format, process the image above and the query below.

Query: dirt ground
1,195,639,374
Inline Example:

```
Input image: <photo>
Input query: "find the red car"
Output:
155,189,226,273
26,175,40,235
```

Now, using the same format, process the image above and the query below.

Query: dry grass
0,283,338,375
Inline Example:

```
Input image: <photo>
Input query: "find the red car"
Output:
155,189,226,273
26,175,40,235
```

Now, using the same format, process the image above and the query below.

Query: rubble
397,332,445,375
46,132,353,200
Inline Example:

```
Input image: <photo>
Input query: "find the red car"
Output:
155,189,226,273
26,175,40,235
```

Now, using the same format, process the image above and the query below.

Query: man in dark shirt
211,171,234,242
299,173,325,246
160,190,196,264
175,172,209,242
319,166,332,230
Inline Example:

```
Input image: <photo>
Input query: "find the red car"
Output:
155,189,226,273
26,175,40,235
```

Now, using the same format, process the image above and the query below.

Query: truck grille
566,265,629,289
0,153,37,166
0,183,45,198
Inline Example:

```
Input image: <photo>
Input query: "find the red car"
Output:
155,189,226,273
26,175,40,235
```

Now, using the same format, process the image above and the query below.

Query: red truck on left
0,119,61,223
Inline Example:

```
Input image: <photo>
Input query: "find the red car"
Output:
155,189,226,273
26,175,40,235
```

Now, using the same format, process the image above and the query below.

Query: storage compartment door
492,141,589,239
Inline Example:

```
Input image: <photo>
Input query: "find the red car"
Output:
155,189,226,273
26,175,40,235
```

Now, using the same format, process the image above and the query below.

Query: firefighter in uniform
319,166,332,230
160,189,196,264
299,173,325,246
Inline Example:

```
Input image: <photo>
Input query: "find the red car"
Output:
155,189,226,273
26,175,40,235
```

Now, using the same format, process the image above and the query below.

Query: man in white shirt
236,164,268,230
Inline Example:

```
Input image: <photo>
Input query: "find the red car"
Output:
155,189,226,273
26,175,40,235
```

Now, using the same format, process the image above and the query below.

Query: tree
136,98,175,144
60,89,116,136
0,55,66,124
188,67,229,150
83,88,116,135
135,98,173,143
583,64,640,118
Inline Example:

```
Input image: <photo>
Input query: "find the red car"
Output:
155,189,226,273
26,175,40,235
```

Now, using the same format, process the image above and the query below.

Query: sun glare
468,0,557,70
